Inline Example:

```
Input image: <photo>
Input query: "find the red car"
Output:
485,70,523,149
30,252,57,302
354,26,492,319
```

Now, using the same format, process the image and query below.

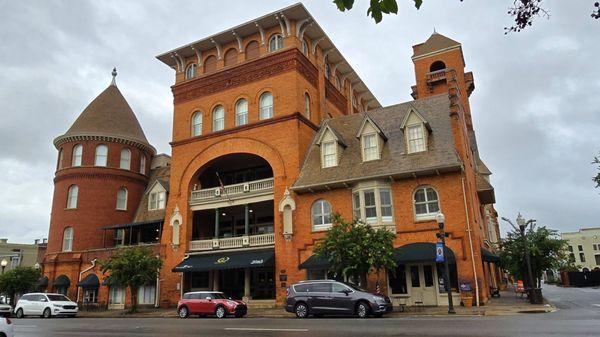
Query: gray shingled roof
293,94,463,192
133,165,171,223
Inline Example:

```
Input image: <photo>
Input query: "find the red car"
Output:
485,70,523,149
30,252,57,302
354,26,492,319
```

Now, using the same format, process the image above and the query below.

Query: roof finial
111,67,117,86
433,27,437,34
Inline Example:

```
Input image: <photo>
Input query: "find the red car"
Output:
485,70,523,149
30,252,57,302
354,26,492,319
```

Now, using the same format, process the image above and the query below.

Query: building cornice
53,133,156,155
54,167,149,184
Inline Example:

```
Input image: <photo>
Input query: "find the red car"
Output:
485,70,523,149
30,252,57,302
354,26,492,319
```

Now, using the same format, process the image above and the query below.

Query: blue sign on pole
435,242,444,263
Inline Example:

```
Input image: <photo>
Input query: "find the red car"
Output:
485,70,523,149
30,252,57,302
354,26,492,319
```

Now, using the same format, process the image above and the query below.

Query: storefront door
408,264,438,306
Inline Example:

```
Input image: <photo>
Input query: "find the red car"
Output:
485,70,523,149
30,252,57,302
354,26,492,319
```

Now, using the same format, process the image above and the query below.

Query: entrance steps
246,299,276,308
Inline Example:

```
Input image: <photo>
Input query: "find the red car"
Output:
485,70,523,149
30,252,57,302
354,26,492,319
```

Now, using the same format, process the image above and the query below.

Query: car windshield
47,295,70,302
211,293,227,299
343,282,367,292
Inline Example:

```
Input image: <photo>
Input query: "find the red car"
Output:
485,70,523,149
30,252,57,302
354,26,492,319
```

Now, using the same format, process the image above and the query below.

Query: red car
177,291,247,319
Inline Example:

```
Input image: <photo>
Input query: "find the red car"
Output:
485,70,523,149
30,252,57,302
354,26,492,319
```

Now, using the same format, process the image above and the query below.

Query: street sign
436,242,444,262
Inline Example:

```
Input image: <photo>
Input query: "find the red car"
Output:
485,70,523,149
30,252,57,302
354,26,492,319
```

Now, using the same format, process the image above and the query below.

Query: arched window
268,34,283,52
301,39,309,55
429,61,446,72
335,76,341,89
312,199,332,230
67,185,78,209
95,145,108,167
204,55,217,73
185,63,197,79
120,148,131,170
245,41,260,60
213,105,225,131
57,148,64,170
259,92,273,120
191,111,203,136
224,48,238,66
62,227,73,252
116,187,127,210
414,186,440,219
235,99,248,126
324,56,330,79
304,93,311,119
140,155,146,175
72,144,83,167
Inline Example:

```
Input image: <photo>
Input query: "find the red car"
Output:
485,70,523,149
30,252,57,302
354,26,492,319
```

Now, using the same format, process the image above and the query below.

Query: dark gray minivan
285,280,392,318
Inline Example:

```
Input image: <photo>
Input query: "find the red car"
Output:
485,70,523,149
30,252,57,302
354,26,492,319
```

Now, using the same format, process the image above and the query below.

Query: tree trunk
130,286,138,313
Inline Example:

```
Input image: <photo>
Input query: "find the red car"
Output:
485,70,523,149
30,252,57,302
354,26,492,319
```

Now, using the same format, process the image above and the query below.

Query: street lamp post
436,213,455,314
0,259,7,275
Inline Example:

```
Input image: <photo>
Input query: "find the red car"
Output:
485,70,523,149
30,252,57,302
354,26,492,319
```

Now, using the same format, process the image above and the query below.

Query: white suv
0,317,14,337
14,293,78,318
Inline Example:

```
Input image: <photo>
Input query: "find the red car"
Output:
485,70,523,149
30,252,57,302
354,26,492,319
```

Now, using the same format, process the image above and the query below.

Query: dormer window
149,191,166,210
401,108,431,154
407,124,426,153
321,141,337,168
362,133,379,161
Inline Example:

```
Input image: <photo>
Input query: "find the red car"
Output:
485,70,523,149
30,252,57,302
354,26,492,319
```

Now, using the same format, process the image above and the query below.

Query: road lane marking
225,328,308,332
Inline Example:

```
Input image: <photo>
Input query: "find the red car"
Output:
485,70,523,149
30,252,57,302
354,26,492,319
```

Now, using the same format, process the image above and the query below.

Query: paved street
11,284,600,337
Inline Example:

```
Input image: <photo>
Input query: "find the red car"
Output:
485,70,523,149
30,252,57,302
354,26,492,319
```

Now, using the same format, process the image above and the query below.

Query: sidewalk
77,289,556,318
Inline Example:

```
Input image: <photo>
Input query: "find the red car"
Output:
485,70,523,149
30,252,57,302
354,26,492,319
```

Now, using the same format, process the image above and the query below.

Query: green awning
53,275,71,288
481,248,501,263
298,254,330,270
394,242,455,263
77,274,100,289
36,276,49,288
173,249,274,272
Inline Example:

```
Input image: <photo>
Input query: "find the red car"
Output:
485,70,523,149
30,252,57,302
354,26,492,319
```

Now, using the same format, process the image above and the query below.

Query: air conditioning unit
214,188,221,196
243,183,250,192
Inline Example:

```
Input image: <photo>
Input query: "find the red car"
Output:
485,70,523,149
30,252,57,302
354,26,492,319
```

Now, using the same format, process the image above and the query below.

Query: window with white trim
321,141,337,168
407,124,426,153
301,39,308,55
311,199,332,230
62,227,73,252
109,286,125,305
352,183,394,225
235,99,248,126
213,105,224,131
57,148,64,170
138,285,156,305
84,288,98,303
120,148,131,170
362,133,379,161
192,111,203,136
95,145,108,166
268,34,283,52
259,92,273,120
72,144,83,166
304,93,311,119
67,185,78,209
185,64,197,79
116,187,127,210
149,191,166,210
115,228,125,246
140,155,146,175
413,186,440,220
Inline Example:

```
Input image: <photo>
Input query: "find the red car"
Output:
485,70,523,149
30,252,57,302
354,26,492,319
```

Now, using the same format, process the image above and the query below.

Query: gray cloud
1,0,598,242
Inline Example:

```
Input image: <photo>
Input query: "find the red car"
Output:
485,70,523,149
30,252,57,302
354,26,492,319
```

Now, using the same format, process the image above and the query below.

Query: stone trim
54,168,149,184
54,134,156,154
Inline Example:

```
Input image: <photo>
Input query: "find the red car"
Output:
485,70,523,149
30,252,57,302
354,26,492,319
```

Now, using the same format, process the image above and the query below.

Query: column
214,208,220,238
213,270,219,291
243,268,251,301
244,204,250,235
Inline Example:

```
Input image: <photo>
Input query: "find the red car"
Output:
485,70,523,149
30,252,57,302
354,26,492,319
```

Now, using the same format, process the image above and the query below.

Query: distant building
561,227,600,270
0,238,46,273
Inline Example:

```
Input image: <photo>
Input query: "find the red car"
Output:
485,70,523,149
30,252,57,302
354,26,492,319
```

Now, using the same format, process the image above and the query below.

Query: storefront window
138,285,156,305
436,263,458,292
388,265,407,294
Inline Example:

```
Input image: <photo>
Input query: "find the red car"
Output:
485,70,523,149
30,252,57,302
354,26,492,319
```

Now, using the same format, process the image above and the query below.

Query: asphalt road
11,284,600,337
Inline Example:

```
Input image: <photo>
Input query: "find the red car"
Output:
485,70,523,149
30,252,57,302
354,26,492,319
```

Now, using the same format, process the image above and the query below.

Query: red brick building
156,3,501,308
42,71,171,309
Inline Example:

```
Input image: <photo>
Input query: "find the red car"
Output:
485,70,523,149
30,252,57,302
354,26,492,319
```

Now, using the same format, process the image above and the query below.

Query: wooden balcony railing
189,233,275,251
190,178,274,205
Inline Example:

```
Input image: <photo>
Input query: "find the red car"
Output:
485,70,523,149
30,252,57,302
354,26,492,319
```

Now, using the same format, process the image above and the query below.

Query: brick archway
178,137,287,194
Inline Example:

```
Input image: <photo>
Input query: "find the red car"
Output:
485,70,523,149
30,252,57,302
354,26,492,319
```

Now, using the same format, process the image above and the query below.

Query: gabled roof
412,32,461,59
399,106,432,132
133,165,171,223
316,123,347,147
476,157,492,175
293,94,463,191
55,84,151,149
355,113,387,141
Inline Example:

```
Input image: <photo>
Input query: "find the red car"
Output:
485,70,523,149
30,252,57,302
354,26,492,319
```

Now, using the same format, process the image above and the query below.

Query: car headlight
53,304,63,308
226,300,237,307
372,296,385,302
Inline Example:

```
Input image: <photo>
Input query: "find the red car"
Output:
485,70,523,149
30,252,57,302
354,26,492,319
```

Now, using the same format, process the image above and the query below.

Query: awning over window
77,274,100,289
100,219,163,230
36,276,49,289
298,254,330,270
481,248,501,263
53,274,70,288
394,242,455,263
172,249,274,272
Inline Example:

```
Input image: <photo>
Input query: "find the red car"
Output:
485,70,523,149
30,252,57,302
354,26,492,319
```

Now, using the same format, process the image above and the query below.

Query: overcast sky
1,0,598,243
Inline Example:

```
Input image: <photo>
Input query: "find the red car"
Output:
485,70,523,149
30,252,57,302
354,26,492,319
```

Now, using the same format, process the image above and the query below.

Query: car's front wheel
294,303,309,318
215,306,226,319
42,308,51,319
15,308,24,319
178,306,189,319
356,302,370,318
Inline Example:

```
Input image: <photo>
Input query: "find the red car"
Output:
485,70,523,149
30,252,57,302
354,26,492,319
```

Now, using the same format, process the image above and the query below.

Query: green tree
593,154,600,188
100,247,162,313
333,0,599,32
0,266,41,306
314,214,396,287
499,226,570,288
